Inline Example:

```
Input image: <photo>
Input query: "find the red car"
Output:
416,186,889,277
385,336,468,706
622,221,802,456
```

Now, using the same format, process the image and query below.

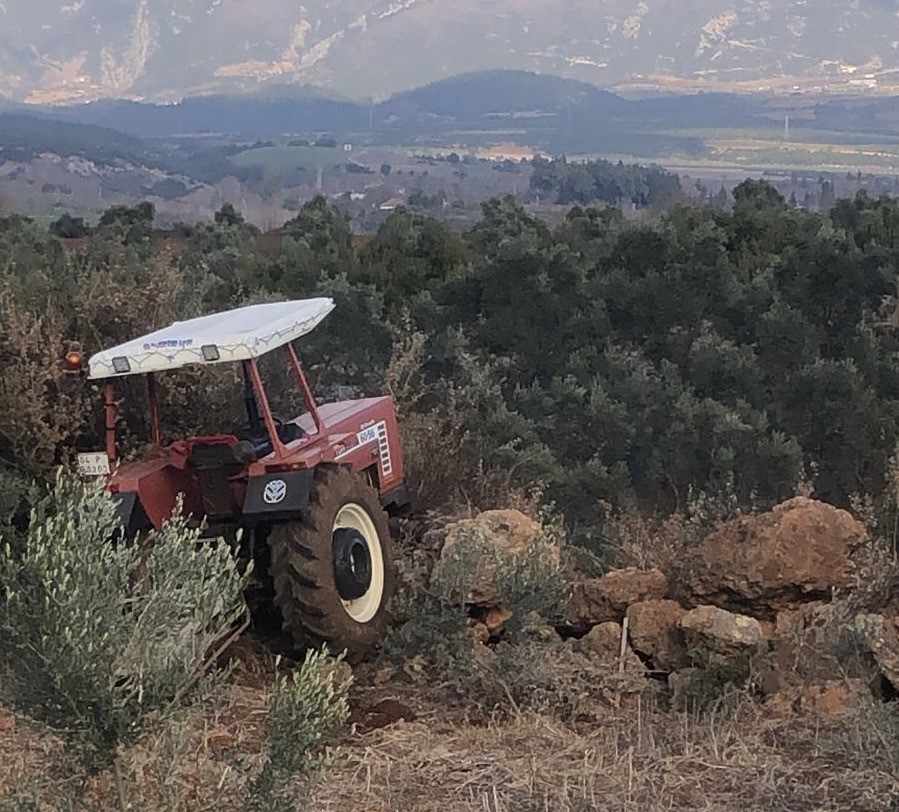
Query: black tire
269,465,395,657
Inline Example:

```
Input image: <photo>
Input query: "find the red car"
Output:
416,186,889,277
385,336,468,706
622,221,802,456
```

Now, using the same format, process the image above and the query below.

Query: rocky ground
3,497,899,810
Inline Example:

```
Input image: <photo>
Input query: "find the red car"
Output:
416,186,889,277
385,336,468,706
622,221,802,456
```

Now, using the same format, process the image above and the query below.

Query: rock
483,607,513,633
578,621,645,675
468,621,490,644
679,606,765,657
856,613,899,691
0,715,14,733
684,498,866,619
431,509,550,605
579,622,621,660
568,568,668,629
769,602,844,689
627,599,689,672
765,680,867,720
797,680,866,719
350,699,416,734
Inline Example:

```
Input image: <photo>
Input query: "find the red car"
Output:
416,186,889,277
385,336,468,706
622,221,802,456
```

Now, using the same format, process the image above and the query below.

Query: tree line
530,156,683,208
1,182,898,540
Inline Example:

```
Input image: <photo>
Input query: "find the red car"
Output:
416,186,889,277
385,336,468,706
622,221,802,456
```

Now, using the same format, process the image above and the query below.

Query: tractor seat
237,421,306,460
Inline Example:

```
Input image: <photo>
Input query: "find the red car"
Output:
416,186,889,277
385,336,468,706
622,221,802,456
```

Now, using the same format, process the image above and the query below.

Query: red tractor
78,298,409,656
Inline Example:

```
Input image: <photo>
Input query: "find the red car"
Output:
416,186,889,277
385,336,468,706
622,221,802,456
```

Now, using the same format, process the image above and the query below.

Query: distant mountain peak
4,1,899,103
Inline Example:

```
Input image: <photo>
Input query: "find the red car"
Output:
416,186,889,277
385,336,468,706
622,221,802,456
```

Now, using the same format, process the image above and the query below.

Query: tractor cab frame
86,298,409,535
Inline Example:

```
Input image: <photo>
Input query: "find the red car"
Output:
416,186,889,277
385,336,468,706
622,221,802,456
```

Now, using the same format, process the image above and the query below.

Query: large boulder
567,568,668,630
430,509,550,606
684,498,866,619
577,621,645,676
679,606,765,657
627,599,689,672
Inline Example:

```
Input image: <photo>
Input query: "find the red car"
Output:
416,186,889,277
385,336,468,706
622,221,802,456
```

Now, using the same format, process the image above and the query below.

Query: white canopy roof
89,298,335,379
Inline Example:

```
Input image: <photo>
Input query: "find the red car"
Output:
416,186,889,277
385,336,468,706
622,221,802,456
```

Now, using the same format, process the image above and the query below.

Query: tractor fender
243,469,315,522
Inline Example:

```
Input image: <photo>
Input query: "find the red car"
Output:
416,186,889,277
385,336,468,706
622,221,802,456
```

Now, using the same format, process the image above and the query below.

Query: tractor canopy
88,298,335,379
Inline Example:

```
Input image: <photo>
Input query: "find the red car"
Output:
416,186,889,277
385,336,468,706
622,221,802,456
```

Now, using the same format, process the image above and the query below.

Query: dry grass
0,709,71,806
0,682,269,811
2,661,899,811
89,684,269,811
316,696,899,812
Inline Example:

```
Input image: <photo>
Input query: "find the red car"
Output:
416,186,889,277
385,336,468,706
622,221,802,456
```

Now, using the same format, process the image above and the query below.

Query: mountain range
4,0,899,104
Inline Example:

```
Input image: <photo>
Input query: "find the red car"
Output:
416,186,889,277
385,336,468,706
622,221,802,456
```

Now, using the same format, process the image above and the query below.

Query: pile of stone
431,497,898,718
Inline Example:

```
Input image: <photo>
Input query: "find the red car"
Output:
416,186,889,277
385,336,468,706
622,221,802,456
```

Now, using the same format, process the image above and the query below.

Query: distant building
343,144,353,152
476,142,543,162
379,196,406,211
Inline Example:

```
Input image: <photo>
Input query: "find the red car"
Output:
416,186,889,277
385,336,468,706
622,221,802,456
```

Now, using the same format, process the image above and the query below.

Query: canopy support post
242,361,262,433
147,373,162,451
246,358,286,460
287,343,324,436
105,383,117,463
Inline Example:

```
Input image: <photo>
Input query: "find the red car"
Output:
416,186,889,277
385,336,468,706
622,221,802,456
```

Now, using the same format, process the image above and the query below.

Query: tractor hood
89,298,335,379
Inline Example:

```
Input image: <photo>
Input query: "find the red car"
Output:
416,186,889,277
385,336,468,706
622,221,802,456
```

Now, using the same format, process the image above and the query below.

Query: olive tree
0,474,247,771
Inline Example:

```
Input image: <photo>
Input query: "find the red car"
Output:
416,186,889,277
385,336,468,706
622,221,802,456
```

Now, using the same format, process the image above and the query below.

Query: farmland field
230,145,347,172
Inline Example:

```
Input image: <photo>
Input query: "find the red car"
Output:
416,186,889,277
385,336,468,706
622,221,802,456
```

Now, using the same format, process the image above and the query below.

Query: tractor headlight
202,344,220,362
112,356,131,374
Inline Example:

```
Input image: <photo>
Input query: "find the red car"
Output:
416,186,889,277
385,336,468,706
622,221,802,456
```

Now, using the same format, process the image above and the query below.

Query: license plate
77,452,110,477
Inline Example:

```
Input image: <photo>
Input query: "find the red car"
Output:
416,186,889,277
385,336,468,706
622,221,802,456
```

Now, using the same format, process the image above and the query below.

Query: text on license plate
77,452,110,477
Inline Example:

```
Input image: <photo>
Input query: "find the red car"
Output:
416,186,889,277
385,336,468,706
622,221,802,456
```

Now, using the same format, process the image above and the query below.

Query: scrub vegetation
2,182,899,808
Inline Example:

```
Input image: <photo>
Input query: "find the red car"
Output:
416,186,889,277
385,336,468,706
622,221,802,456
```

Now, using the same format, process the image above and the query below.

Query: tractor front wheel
269,466,395,657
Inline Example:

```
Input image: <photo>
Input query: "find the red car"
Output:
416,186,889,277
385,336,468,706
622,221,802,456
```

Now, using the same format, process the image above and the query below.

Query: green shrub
429,520,568,612
386,517,572,713
246,649,351,811
0,473,247,771
671,654,758,712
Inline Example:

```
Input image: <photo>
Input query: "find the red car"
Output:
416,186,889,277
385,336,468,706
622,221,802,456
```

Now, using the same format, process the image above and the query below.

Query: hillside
381,70,629,120
0,113,152,166
0,112,241,185
32,93,370,138
18,71,754,151
4,1,899,103
32,70,899,148
2,192,899,808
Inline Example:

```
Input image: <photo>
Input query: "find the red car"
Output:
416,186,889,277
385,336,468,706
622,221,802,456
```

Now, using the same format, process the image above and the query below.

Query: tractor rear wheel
269,465,395,657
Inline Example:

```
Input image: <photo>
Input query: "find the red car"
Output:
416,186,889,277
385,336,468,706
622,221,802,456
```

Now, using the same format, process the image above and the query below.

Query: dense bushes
2,184,899,538
0,477,351,808
0,476,247,770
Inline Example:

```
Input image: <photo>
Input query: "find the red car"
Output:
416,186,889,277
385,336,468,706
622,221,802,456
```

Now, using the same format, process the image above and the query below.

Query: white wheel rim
333,503,385,624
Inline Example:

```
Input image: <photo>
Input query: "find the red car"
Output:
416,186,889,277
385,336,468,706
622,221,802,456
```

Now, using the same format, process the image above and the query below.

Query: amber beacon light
62,341,86,374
